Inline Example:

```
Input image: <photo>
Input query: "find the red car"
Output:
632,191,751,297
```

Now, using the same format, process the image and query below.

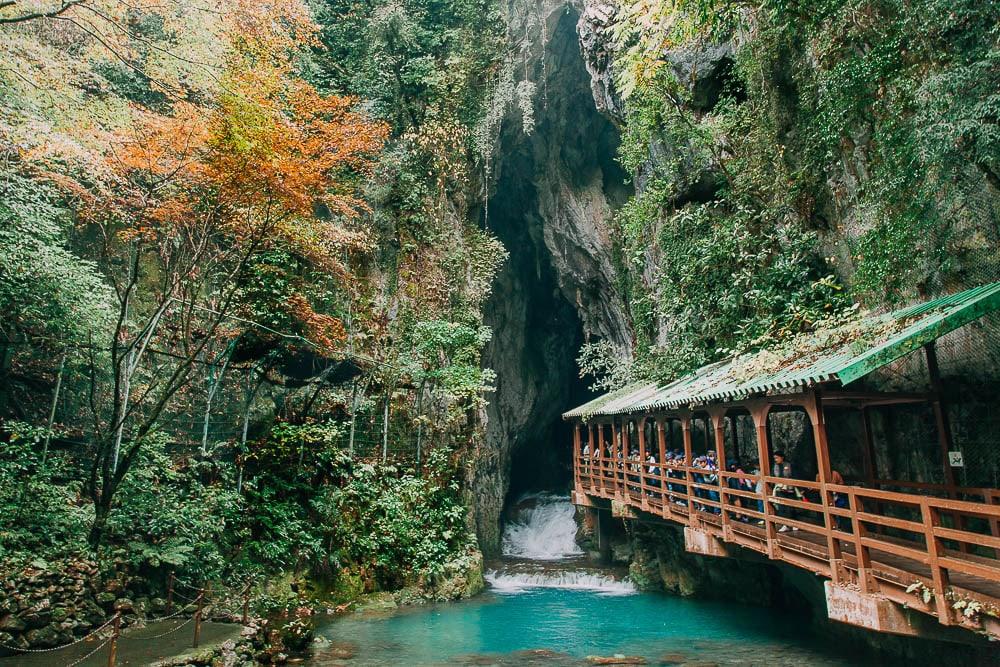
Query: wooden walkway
574,456,1000,639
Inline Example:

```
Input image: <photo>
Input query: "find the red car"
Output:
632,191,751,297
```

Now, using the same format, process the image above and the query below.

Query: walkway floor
0,621,241,667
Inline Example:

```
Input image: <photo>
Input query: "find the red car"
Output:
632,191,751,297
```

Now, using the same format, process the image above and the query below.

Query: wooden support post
848,492,874,594
166,571,175,616
573,422,582,490
924,341,957,487
638,417,648,508
612,419,621,498
588,424,596,490
806,389,844,582
921,499,954,624
751,403,777,558
681,411,693,523
617,419,627,498
859,407,877,483
657,418,668,517
107,614,120,667
709,408,729,536
925,341,968,551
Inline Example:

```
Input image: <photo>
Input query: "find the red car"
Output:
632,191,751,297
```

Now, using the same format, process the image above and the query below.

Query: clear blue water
310,586,877,666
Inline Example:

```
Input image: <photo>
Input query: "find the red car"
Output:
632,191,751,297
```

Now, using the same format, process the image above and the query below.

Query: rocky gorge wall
475,1,632,554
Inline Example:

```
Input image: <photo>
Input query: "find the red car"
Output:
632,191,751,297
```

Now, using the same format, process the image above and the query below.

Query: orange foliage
286,293,347,354
98,0,389,353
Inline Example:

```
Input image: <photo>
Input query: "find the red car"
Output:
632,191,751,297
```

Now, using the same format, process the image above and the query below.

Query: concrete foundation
611,499,638,519
824,582,920,637
683,527,731,558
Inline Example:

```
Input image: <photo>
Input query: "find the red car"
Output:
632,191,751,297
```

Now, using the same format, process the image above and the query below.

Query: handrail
574,451,1000,633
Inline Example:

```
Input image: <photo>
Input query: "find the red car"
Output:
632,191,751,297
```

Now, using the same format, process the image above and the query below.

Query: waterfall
501,493,584,560
489,493,636,595
484,569,636,595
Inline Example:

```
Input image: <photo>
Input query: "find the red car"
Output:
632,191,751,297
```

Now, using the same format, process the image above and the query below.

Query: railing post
638,416,648,509
657,418,669,517
596,424,605,494
848,492,873,594
921,499,954,624
708,408,729,536
573,422,582,491
807,389,843,582
751,403,777,558
193,587,205,647
614,419,625,499
681,411,693,524
107,614,120,667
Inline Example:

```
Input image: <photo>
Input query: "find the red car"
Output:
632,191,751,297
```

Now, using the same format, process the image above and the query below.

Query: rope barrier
170,588,203,605
121,616,195,641
63,637,112,667
1,576,255,663
150,601,198,622
0,613,119,654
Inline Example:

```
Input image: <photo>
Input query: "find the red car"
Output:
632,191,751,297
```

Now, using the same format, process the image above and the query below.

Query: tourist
816,469,851,531
628,448,641,496
727,458,751,522
704,455,721,514
771,450,798,532
646,451,661,500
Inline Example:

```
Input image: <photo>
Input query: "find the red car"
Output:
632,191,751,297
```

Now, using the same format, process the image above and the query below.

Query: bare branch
0,0,85,25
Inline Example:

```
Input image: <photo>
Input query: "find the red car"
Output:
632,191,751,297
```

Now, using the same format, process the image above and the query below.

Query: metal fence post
106,614,120,667
193,588,205,647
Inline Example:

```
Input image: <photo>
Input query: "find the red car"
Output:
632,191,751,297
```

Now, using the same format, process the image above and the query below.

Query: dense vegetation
581,0,1000,388
1,0,998,635
0,0,512,604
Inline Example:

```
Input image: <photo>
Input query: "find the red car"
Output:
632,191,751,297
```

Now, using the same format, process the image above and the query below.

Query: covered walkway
566,282,1000,640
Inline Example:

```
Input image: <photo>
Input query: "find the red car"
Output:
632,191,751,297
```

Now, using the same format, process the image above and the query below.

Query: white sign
948,451,964,468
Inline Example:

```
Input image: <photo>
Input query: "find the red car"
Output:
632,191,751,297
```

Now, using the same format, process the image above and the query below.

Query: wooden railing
575,454,1000,633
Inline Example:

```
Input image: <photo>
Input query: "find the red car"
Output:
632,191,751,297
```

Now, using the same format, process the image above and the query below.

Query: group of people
579,442,850,533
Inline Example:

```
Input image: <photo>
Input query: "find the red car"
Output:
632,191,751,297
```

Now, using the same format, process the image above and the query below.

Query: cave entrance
482,6,626,525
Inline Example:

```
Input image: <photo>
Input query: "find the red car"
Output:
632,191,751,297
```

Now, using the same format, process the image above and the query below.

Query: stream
308,494,882,666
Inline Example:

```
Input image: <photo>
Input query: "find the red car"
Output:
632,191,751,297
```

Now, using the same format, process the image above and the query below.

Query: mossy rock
353,592,397,612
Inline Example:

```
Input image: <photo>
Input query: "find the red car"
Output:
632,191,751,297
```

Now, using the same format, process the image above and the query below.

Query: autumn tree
83,0,387,545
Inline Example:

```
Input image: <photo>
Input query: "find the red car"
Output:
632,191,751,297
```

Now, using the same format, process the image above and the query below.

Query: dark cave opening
482,6,626,518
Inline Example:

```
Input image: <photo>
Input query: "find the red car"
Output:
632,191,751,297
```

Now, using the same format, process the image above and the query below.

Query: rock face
476,1,631,554
0,559,106,654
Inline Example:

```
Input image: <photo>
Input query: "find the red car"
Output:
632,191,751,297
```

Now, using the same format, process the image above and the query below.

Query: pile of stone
0,558,165,653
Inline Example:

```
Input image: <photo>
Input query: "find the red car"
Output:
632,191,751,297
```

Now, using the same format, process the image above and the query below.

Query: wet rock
24,624,64,648
658,654,687,665
353,592,397,612
0,615,26,633
114,597,134,612
453,654,501,665
50,606,71,623
611,541,633,564
320,640,357,660
513,648,569,659
586,656,647,665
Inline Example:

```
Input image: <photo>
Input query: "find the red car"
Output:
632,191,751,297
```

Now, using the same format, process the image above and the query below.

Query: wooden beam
806,389,844,582
859,406,878,482
924,341,957,487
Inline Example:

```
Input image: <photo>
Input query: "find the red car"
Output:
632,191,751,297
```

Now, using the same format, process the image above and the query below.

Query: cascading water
500,492,584,560
485,493,635,595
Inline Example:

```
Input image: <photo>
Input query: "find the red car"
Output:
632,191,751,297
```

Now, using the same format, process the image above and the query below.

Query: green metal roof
564,281,1000,420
